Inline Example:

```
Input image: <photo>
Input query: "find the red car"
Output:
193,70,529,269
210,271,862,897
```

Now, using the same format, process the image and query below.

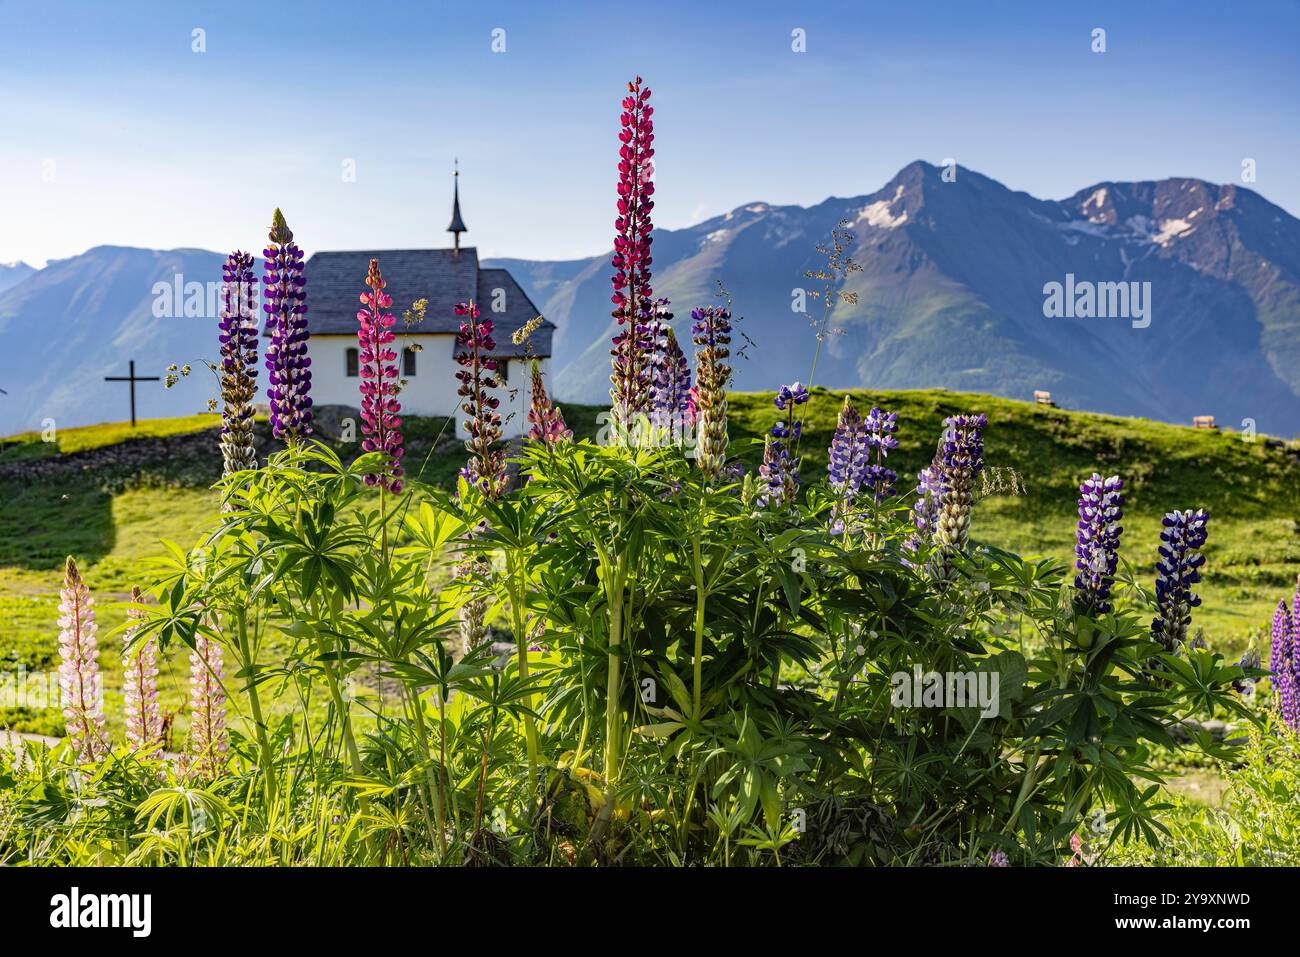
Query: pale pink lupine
123,586,163,752
189,632,228,778
58,556,108,762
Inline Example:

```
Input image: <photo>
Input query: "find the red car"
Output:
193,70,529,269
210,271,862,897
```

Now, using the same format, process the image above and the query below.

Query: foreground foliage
0,435,1257,866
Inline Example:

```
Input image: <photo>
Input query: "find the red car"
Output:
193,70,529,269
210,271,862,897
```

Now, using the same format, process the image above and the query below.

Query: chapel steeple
448,159,467,254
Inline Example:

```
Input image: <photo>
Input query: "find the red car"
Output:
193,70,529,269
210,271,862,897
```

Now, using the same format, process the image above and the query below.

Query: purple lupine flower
263,209,313,441
862,406,900,502
650,322,693,436
758,435,796,508
691,305,731,478
759,381,809,508
357,259,405,493
527,359,572,444
1151,508,1210,654
828,397,869,490
123,586,162,752
827,397,870,534
775,381,809,413
58,557,107,762
1233,646,1262,697
1073,474,1125,615
903,457,946,561
454,300,506,498
1292,575,1300,709
189,633,228,780
1270,600,1296,728
933,414,987,573
609,76,655,428
217,251,259,475
828,398,897,532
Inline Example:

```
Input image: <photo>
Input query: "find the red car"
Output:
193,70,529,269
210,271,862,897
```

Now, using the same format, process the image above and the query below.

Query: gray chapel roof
296,247,553,358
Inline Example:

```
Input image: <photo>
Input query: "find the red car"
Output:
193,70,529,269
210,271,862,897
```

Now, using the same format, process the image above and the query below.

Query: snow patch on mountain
1082,187,1109,221
1153,218,1196,246
856,185,908,229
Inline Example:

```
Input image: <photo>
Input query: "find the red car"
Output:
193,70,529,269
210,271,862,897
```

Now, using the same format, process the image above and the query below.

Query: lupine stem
234,606,276,802
506,550,539,780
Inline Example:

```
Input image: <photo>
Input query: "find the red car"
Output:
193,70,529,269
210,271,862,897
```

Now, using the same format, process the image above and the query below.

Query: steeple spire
448,159,467,254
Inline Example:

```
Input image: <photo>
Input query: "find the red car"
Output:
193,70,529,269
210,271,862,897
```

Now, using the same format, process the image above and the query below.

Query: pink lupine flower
189,633,228,779
58,557,108,762
123,585,163,752
454,300,506,498
527,359,572,445
357,259,405,493
608,76,656,427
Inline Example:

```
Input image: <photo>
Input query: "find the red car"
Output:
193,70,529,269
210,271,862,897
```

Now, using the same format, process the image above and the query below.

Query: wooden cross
103,360,160,428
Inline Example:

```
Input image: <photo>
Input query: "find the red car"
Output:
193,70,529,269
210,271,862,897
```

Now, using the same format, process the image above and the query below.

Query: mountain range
0,262,36,295
497,161,1300,435
2,161,1298,438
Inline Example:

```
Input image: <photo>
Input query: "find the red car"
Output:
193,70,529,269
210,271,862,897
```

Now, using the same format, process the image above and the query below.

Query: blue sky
2,0,1297,267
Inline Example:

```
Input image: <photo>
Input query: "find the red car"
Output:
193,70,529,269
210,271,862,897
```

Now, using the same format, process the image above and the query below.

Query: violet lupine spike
1073,473,1125,615
862,406,900,502
690,305,731,478
356,259,405,493
1292,574,1300,723
123,586,162,752
263,209,313,441
933,414,988,573
189,632,228,780
1150,508,1210,654
904,457,946,559
527,360,572,445
58,557,108,763
454,300,505,498
609,76,656,428
827,396,870,534
217,251,259,476
651,322,693,437
1271,599,1296,730
758,382,808,508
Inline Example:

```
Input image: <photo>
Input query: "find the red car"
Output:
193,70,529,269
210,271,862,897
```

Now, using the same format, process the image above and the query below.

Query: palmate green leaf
657,666,693,719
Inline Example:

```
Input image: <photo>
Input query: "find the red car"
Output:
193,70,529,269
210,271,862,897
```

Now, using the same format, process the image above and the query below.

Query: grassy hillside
728,387,1300,650
2,390,1296,739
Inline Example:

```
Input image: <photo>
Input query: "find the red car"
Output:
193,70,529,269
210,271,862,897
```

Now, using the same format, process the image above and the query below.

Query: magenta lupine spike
218,251,259,475
454,300,505,498
1271,599,1296,729
189,632,228,780
263,209,313,441
123,586,162,752
58,557,108,762
356,259,405,493
609,76,656,427
1073,474,1125,615
527,360,572,444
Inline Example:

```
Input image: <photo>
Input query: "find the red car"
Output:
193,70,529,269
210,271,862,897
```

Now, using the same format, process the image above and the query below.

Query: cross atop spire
448,159,467,253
